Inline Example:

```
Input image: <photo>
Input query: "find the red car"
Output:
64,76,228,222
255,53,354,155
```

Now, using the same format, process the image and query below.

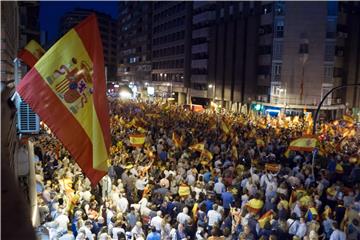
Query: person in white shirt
77,220,94,240
213,178,226,195
131,222,145,239
207,204,222,227
54,211,70,234
117,193,129,213
287,216,300,236
292,201,302,218
329,222,346,240
176,207,191,225
295,217,307,238
112,221,126,240
150,211,163,232
185,172,196,186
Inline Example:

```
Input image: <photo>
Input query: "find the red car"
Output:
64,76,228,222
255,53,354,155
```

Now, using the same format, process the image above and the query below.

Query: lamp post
208,84,215,106
299,37,309,104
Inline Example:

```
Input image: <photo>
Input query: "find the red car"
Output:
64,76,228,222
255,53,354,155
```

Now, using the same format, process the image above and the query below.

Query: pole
300,64,304,103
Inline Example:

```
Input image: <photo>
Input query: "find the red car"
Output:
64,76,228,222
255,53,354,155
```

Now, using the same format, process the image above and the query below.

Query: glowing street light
208,84,213,88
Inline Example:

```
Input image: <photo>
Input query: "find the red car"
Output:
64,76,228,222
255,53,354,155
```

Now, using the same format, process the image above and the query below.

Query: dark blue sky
40,1,118,46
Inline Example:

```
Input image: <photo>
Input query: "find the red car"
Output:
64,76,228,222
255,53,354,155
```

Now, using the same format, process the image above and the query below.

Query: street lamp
299,34,309,104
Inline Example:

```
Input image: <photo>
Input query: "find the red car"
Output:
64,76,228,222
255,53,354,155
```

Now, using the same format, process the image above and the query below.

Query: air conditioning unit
16,97,40,134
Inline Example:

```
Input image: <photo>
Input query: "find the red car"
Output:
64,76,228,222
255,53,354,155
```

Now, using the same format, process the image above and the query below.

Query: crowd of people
33,99,360,240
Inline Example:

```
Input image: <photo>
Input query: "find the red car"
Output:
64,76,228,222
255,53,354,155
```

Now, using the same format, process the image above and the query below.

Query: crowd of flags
16,13,358,186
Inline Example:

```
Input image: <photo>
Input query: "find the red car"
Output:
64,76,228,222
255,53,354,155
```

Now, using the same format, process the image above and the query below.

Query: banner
18,40,45,67
17,15,110,185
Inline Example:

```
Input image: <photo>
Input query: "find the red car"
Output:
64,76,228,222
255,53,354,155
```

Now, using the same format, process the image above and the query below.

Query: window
324,43,335,61
220,8,224,18
273,41,283,60
275,1,285,16
321,84,333,105
324,64,333,82
326,18,337,38
275,20,284,38
262,3,272,15
272,63,282,81
229,6,234,15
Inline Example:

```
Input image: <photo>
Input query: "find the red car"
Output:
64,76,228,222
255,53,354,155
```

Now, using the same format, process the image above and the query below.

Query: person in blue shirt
221,187,234,215
146,227,161,240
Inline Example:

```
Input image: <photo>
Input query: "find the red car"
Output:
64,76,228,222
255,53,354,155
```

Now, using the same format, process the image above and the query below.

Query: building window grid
275,19,284,38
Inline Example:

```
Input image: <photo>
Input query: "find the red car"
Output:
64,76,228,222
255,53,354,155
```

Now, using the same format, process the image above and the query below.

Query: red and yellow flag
129,134,146,147
343,114,355,124
172,132,182,148
258,210,274,228
189,143,205,152
17,15,110,186
220,120,230,135
201,149,213,160
287,136,318,152
18,40,45,67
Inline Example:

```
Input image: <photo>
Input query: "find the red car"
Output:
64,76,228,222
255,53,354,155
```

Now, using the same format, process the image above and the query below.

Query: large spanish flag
17,15,110,186
18,40,45,68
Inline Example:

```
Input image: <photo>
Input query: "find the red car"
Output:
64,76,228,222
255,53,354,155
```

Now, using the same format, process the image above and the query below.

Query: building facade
343,2,360,116
151,1,192,102
114,1,359,112
1,1,19,83
117,2,152,87
60,8,117,82
257,1,348,108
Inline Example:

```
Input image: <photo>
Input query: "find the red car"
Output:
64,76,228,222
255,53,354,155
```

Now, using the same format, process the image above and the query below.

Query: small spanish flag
343,114,355,124
258,210,274,228
18,40,45,67
17,15,110,186
189,143,205,152
287,136,318,152
256,138,265,147
220,120,230,135
172,132,182,149
201,149,213,160
129,134,146,147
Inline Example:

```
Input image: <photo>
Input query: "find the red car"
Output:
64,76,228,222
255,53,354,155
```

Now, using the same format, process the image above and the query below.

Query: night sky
40,1,118,46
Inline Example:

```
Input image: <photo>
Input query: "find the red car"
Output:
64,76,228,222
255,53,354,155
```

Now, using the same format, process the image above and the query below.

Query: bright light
114,84,119,88
147,86,155,95
145,82,149,86
265,109,280,113
160,73,163,77
166,83,171,86
208,84,213,88
119,91,132,99
172,92,175,95
164,74,167,77
254,104,261,111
